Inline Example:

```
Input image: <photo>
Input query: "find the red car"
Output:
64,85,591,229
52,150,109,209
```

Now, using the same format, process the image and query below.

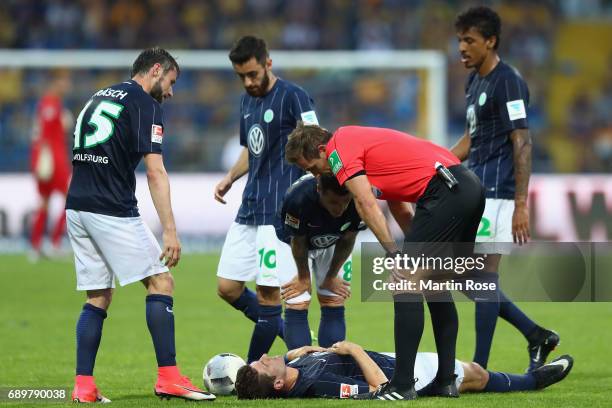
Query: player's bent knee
285,301,310,310
144,272,175,296
318,294,345,307
470,362,489,390
86,288,113,310
216,278,245,303
256,285,280,305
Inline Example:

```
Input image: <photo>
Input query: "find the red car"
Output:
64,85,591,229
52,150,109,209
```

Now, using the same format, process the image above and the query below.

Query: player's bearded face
246,68,270,97
150,69,177,103
320,191,352,218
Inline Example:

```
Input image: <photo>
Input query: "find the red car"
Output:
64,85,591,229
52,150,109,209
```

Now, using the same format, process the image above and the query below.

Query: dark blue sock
230,288,259,323
498,290,537,339
484,371,537,392
76,303,106,376
247,304,282,363
284,308,311,349
471,272,500,369
230,288,285,340
146,294,176,367
318,306,346,348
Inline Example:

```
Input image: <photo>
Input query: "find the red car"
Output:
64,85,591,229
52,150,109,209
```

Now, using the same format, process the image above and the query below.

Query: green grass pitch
0,254,610,407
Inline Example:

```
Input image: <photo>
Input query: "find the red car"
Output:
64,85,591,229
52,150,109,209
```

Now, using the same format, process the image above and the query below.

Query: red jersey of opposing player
31,93,71,196
325,126,460,202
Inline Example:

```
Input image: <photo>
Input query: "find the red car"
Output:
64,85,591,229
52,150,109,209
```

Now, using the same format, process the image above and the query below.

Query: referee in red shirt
285,123,485,400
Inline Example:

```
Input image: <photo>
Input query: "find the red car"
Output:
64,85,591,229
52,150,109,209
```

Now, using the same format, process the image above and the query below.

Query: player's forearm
511,129,532,204
450,132,471,161
354,197,397,254
387,201,413,234
325,232,356,280
228,148,249,182
291,236,311,281
349,346,388,388
147,167,177,232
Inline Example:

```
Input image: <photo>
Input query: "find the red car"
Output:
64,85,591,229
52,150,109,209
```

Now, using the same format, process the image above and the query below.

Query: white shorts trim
474,198,514,255
67,210,168,290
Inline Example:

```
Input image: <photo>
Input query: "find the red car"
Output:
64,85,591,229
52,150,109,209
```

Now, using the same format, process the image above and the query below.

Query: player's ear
265,57,272,71
317,144,327,156
150,63,163,79
273,378,284,391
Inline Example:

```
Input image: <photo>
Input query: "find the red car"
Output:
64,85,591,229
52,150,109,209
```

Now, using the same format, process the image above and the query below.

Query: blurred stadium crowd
0,0,610,172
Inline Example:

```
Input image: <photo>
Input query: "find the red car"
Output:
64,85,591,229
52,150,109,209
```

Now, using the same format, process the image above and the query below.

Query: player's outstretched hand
320,276,351,299
214,174,233,204
512,203,530,245
281,276,311,300
160,229,181,268
328,341,360,355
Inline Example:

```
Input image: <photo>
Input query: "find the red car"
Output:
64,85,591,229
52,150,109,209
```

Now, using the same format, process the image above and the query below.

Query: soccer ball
203,353,246,395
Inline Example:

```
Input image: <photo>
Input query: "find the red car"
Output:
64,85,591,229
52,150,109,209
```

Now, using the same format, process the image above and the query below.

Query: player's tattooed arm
321,231,357,298
214,147,249,204
344,175,399,254
281,235,311,300
450,129,471,161
510,128,532,245
144,153,181,267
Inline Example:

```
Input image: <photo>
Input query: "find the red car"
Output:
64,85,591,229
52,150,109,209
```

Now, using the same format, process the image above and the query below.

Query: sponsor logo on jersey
311,234,340,248
300,110,319,125
248,124,265,156
328,150,343,175
285,213,300,229
506,99,527,121
151,124,163,144
340,383,359,399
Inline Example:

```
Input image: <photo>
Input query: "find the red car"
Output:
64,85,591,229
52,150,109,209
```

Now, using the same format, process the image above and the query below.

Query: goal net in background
0,49,446,250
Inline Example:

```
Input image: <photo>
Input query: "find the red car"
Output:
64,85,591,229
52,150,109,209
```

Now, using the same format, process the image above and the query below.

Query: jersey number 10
73,100,124,149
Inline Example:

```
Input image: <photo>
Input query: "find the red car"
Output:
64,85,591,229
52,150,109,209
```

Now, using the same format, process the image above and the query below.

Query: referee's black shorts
404,164,485,257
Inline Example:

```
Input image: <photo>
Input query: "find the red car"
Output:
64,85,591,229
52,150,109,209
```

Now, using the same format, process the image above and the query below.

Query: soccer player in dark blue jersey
214,36,319,363
66,48,214,402
235,341,573,399
452,6,559,372
277,174,365,350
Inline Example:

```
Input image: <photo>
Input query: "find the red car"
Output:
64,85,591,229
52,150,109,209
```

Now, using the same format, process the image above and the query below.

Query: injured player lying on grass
235,341,573,400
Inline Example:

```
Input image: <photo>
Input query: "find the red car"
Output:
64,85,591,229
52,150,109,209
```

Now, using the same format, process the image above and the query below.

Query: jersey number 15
73,100,124,149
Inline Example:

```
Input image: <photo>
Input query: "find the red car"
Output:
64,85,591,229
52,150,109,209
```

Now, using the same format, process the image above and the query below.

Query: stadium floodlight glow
0,49,447,145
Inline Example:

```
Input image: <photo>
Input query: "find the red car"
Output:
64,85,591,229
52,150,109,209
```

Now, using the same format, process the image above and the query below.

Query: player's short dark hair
286,121,333,164
229,36,269,66
131,47,180,77
235,365,276,399
455,6,502,50
318,174,349,196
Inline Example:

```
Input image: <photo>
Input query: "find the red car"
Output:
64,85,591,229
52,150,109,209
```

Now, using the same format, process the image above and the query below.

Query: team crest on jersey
248,124,265,156
340,222,351,232
328,150,343,175
311,234,340,248
285,213,300,229
340,383,359,398
478,92,487,106
151,125,163,144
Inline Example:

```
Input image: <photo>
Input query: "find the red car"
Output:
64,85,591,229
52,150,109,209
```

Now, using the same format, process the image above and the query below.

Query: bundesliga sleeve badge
340,383,359,398
151,124,164,144
284,213,300,229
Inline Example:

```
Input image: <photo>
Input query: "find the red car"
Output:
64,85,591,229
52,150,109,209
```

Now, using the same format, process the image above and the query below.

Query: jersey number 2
73,100,124,149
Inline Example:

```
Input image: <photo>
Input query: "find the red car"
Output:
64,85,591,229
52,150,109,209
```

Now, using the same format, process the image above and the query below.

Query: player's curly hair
234,365,276,399
285,121,333,164
455,6,502,50
131,47,180,77
229,36,269,66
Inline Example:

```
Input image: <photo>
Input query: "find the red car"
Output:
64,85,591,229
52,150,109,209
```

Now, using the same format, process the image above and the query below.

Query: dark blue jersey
236,78,317,226
286,351,395,399
465,60,530,199
66,80,164,217
278,175,364,250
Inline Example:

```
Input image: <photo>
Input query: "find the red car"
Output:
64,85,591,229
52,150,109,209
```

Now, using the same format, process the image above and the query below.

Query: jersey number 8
73,100,124,149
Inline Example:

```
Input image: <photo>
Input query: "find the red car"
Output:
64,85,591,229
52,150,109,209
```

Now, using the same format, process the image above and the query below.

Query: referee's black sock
425,291,458,386
390,293,423,389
